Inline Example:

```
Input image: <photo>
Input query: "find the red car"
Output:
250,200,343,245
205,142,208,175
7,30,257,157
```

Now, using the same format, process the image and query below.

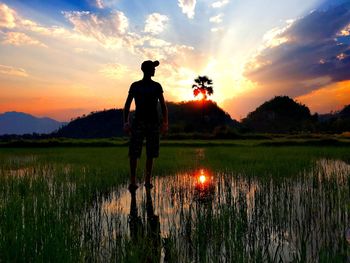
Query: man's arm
123,93,133,133
159,93,168,133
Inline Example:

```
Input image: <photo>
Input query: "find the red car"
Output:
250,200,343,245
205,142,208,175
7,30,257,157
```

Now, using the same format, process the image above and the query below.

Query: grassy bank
1,133,350,148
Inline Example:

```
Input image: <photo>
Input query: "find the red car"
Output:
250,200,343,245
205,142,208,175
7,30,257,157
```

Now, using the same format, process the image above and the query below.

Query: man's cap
141,60,160,71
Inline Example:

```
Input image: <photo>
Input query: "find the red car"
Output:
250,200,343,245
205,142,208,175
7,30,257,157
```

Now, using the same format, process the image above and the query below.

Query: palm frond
207,87,213,95
194,77,201,84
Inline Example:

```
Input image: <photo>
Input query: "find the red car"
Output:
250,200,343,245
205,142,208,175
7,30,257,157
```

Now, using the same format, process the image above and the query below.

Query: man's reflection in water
145,187,161,261
128,189,143,241
128,187,162,263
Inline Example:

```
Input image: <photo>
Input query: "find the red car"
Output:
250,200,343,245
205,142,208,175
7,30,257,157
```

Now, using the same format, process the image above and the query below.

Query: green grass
0,143,349,261
1,133,350,148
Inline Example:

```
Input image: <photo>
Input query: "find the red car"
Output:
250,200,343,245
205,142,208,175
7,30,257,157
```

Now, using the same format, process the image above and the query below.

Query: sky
0,0,350,121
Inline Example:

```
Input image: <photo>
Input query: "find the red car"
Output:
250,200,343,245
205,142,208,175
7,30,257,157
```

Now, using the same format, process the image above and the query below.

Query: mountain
167,100,239,133
54,109,124,138
242,96,317,133
0,112,66,135
54,101,239,138
318,104,350,133
339,104,350,119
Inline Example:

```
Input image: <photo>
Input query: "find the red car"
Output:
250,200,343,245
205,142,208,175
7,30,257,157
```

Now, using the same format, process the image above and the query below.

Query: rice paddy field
0,142,349,262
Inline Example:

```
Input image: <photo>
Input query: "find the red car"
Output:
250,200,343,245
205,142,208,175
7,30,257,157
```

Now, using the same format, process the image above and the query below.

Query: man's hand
123,122,131,134
161,121,168,134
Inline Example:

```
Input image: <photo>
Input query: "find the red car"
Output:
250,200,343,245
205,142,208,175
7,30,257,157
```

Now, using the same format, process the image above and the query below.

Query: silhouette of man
123,60,168,191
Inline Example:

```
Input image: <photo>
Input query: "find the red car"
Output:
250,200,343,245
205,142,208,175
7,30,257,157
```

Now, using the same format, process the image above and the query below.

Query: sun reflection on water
195,169,212,187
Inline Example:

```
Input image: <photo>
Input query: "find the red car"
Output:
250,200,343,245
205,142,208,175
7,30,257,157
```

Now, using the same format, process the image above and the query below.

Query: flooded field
86,159,350,262
0,146,349,262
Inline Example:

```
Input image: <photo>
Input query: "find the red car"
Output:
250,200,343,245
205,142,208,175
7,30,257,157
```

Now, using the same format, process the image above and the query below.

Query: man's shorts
129,121,160,159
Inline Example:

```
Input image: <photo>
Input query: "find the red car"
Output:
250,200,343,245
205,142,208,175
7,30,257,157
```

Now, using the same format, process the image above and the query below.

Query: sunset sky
0,0,350,121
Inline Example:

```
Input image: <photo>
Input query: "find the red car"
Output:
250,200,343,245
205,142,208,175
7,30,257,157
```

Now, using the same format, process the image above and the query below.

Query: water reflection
128,189,143,241
92,159,350,262
128,187,161,262
193,169,215,202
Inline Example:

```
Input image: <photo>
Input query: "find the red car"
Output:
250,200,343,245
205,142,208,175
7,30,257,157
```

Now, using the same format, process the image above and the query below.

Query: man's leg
145,157,153,186
128,121,144,190
145,123,159,188
130,157,137,186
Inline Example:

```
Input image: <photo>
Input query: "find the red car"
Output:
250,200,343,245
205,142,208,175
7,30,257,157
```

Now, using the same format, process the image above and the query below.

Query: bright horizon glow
0,0,349,121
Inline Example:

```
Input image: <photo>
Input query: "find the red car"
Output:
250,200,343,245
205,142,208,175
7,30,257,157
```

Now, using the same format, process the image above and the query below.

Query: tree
192,76,214,100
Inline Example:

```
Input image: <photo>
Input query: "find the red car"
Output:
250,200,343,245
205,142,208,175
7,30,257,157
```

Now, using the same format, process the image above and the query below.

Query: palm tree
192,76,214,100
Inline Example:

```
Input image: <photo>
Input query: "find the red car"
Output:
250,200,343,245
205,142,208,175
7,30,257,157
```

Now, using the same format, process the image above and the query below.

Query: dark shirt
129,79,163,124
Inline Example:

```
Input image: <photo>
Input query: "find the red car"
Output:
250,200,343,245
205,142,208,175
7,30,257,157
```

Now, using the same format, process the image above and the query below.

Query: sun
195,92,205,101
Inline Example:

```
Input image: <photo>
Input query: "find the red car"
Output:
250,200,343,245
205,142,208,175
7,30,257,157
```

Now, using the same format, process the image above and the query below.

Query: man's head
141,60,159,77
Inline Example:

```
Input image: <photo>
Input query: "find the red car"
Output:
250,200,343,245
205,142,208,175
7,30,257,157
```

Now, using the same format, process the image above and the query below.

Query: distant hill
318,104,350,133
339,104,350,119
54,109,124,138
0,112,66,135
167,100,239,133
242,96,317,133
54,101,239,138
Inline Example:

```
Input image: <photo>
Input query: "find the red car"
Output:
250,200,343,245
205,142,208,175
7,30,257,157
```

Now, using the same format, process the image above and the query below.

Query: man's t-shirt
129,79,163,124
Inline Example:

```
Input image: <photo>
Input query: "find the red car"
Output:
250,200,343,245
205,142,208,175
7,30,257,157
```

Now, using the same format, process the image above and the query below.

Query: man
123,60,168,191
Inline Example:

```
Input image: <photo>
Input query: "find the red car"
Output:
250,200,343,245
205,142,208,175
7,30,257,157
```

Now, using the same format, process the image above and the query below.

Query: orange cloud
0,64,28,77
63,10,129,41
99,63,131,80
337,23,350,36
296,80,350,114
0,3,91,44
2,32,47,47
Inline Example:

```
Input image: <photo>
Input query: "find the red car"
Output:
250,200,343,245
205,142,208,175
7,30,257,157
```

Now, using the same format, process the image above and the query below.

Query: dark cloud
245,3,350,97
287,4,350,43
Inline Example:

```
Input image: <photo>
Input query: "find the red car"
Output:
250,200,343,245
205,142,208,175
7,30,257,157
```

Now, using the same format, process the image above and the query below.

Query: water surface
89,159,350,262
